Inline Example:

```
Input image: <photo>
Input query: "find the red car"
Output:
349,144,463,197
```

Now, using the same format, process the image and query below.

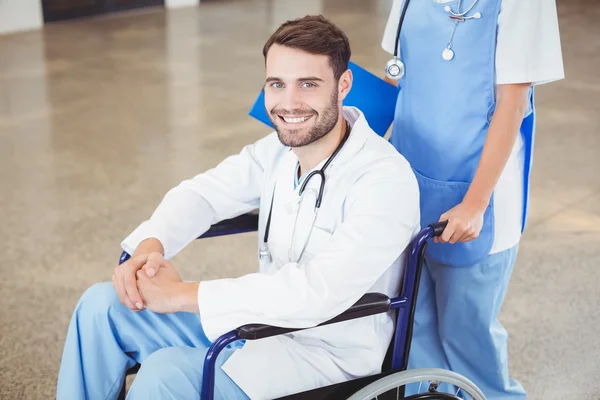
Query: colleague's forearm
463,83,531,210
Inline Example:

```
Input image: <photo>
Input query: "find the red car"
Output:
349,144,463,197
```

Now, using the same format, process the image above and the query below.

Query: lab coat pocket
412,168,494,267
302,226,334,259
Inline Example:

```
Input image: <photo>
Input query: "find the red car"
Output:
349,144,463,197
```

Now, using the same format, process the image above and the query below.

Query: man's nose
280,87,303,111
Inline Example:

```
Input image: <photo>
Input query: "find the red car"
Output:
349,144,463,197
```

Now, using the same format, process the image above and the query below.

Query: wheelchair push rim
346,368,486,400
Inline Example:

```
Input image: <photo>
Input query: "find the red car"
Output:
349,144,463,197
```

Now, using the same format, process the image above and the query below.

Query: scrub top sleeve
496,0,565,85
381,0,403,55
121,133,278,259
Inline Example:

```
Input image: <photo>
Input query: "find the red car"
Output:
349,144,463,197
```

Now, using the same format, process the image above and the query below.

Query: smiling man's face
264,44,340,148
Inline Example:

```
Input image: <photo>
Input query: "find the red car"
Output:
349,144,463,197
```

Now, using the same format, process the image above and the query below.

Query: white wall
165,0,199,9
0,0,199,36
0,0,43,35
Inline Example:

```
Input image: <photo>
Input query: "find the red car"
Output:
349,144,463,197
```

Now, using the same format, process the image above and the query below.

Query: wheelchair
117,214,486,400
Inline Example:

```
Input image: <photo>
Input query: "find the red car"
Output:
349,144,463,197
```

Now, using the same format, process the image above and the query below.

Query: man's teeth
282,115,311,123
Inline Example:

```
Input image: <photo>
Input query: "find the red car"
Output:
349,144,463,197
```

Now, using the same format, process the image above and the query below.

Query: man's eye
270,82,284,89
301,82,316,88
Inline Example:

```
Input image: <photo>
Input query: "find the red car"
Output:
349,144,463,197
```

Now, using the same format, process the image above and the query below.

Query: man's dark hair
263,15,351,81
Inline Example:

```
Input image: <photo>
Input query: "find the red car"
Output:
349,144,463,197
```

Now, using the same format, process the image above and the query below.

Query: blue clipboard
248,61,398,137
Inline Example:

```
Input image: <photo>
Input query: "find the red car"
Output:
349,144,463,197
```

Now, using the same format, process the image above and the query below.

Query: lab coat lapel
265,150,300,267
289,167,322,263
264,108,369,267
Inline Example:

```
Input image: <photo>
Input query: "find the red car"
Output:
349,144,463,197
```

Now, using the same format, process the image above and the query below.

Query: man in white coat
57,15,420,400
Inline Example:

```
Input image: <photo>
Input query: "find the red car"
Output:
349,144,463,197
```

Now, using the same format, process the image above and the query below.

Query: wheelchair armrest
198,212,259,239
119,213,259,264
236,293,391,340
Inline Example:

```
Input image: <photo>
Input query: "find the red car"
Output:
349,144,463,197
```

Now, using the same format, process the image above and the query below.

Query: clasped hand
112,252,183,314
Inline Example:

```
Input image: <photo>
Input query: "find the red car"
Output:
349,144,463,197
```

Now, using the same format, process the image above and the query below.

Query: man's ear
338,69,353,102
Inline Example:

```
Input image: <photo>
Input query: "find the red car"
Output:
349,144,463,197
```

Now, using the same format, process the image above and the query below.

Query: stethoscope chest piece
387,0,483,68
442,47,455,61
385,57,405,80
259,244,272,264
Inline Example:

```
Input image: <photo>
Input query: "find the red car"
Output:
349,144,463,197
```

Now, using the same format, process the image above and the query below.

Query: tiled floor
1,0,598,398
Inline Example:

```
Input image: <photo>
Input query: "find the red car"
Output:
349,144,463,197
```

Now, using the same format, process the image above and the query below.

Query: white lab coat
122,106,420,399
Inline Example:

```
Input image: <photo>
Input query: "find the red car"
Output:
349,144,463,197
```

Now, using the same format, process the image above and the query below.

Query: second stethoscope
259,121,351,265
385,0,483,80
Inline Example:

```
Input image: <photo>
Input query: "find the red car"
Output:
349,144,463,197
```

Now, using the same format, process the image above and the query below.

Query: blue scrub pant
56,282,249,400
406,246,526,399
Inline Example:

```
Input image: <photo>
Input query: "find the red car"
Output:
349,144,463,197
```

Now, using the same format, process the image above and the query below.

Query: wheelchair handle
430,221,448,237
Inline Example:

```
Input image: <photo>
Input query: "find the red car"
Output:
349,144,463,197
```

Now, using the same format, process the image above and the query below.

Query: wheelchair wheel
346,368,486,400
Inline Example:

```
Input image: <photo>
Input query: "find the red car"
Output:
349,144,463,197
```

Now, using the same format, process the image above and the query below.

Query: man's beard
270,90,339,148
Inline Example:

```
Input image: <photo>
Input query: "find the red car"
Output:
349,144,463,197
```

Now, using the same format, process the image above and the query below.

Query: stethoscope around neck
259,121,351,265
385,0,482,81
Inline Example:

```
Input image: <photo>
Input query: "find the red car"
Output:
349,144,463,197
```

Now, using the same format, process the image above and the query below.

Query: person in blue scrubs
381,0,564,398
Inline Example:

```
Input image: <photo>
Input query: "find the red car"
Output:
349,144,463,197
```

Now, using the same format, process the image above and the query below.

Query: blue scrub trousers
406,246,526,399
56,282,249,400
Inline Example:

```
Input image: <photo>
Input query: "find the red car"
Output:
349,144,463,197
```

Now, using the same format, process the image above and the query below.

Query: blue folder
248,61,398,137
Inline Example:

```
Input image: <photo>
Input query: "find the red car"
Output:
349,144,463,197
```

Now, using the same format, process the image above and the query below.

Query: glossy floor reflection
1,0,599,398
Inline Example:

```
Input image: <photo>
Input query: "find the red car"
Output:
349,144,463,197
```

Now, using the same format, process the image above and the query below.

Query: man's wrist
173,282,200,314
133,237,165,257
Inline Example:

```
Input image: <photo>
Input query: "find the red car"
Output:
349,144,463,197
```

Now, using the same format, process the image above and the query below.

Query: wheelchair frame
118,213,447,400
